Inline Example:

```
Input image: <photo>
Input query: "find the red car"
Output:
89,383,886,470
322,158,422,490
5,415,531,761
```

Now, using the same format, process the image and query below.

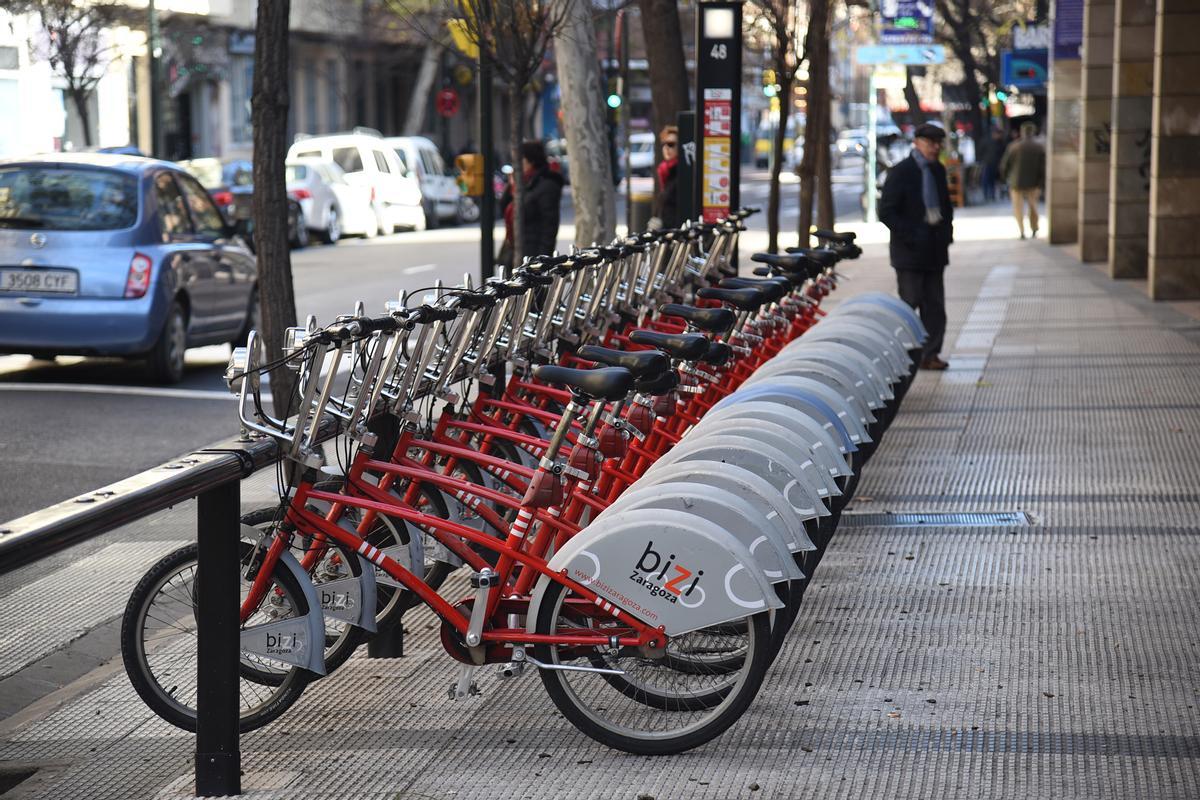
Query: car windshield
180,158,224,189
631,140,654,153
0,166,138,230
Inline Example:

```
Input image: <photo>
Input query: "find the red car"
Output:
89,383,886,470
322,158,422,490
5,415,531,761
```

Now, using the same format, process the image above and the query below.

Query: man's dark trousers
895,268,946,361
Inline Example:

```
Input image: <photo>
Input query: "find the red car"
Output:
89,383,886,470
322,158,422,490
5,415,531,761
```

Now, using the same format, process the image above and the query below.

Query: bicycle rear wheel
532,580,772,754
120,541,311,733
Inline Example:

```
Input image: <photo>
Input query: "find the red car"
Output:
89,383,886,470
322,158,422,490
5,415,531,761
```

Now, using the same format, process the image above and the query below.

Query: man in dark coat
878,123,955,370
499,140,566,266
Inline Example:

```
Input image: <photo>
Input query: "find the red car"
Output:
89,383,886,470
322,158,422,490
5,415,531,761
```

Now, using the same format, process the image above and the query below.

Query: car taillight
212,190,234,207
125,252,153,298
290,188,311,200
370,186,376,203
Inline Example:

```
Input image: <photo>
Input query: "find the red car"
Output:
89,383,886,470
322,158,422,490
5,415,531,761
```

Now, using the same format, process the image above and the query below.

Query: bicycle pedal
496,661,527,679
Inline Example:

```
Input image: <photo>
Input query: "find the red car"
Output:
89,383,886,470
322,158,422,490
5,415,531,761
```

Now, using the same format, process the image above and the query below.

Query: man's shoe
921,356,949,370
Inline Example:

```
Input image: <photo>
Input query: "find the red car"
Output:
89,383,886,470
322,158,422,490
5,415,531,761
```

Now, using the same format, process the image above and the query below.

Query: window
304,61,318,133
419,149,440,178
292,149,321,161
331,146,363,174
0,166,138,231
392,148,408,173
229,55,254,144
372,150,390,174
285,165,308,182
326,60,340,132
176,173,226,236
155,173,193,239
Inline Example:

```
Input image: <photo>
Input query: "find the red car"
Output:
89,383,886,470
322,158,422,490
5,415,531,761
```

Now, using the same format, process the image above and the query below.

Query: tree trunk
637,0,688,156
509,92,525,269
767,72,793,254
69,88,94,147
797,0,831,247
816,109,834,229
554,0,615,247
251,0,298,417
403,42,439,136
903,68,922,120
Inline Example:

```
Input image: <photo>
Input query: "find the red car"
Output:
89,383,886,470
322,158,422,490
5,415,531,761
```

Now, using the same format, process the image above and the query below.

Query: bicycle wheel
532,580,772,754
241,506,367,675
120,541,311,733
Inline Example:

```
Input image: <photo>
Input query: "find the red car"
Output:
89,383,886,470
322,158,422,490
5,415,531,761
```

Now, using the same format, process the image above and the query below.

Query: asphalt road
0,169,867,522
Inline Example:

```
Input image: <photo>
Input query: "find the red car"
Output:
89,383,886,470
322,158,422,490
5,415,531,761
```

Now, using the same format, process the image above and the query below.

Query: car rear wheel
323,206,341,244
147,301,187,384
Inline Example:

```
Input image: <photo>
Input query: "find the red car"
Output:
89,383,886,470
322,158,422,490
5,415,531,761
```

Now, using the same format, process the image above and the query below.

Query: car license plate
0,269,79,295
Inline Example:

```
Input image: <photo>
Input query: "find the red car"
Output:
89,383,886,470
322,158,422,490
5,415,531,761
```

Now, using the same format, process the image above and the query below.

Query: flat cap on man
913,123,946,141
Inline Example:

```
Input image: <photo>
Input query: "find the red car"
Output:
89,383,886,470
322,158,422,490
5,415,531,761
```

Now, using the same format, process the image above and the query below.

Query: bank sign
694,3,742,224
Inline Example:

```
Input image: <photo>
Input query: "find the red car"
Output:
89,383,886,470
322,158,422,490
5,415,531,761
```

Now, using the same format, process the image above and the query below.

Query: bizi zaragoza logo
628,541,705,607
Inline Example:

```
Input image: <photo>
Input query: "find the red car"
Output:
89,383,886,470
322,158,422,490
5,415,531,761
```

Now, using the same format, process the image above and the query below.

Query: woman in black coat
499,140,566,266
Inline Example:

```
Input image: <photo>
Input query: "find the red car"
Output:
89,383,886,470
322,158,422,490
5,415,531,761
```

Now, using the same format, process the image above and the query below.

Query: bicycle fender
595,482,802,581
310,555,378,634
644,435,830,521
829,301,921,350
635,460,813,553
745,376,874,440
796,326,903,382
712,385,858,452
843,292,928,342
529,508,783,638
808,320,909,378
776,343,894,403
751,357,882,412
237,541,327,677
704,421,839,500
692,401,851,478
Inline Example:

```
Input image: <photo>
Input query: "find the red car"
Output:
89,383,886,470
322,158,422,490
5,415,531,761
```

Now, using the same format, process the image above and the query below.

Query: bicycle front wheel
532,580,772,754
120,541,312,733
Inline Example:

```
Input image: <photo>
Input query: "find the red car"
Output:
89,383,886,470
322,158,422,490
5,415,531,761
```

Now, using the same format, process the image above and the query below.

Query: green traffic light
607,94,622,109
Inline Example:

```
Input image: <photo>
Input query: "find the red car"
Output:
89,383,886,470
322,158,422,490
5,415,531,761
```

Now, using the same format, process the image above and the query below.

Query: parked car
834,128,869,166
177,157,307,249
285,158,376,243
287,129,423,233
384,135,466,228
0,154,258,383
629,132,656,177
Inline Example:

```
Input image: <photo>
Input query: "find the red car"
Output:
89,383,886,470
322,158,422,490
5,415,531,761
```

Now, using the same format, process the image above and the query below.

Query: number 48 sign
693,3,742,225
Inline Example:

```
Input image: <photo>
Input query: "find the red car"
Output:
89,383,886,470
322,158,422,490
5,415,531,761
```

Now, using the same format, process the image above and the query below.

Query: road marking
0,383,237,401
404,263,437,274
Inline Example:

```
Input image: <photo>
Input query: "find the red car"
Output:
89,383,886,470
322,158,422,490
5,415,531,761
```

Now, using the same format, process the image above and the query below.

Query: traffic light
763,68,777,97
454,154,484,197
606,73,622,110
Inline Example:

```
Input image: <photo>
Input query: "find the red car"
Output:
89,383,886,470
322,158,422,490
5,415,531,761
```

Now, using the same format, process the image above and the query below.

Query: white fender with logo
828,303,920,350
237,541,328,676
643,434,829,520
529,509,783,637
633,459,813,552
695,418,838,500
797,325,903,381
691,401,851,480
842,292,928,342
749,357,882,413
746,375,875,434
776,342,894,403
808,320,908,378
596,481,803,581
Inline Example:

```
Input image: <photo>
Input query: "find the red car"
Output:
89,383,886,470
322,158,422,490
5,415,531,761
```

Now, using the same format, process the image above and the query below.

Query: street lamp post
148,0,162,159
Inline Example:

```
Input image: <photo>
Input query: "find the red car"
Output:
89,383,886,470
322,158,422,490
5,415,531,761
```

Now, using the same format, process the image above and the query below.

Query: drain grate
840,511,1033,527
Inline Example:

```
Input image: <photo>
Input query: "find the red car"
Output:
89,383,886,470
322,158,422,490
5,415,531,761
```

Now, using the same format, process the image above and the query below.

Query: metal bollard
195,481,241,797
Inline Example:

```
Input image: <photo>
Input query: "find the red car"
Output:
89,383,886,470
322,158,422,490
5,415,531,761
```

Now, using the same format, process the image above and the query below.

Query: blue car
0,154,258,383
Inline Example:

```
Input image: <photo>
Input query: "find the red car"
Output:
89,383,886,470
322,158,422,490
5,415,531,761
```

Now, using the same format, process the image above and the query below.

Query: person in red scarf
651,125,682,230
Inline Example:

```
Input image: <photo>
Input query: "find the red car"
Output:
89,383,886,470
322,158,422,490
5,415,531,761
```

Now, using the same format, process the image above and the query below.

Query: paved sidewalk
2,213,1199,799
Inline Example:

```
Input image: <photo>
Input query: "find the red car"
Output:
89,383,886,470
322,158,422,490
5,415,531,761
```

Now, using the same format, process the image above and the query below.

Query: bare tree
797,0,831,246
451,0,573,268
251,0,300,416
746,0,800,253
3,0,124,147
636,0,688,153
554,0,615,247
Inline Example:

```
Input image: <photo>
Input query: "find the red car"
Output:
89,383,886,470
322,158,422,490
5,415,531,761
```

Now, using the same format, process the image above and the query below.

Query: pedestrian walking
878,123,955,371
650,125,682,230
980,127,1006,202
998,122,1046,239
497,140,566,267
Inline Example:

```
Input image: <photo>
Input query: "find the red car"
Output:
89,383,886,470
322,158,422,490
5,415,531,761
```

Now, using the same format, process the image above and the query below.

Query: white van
287,129,424,233
384,136,463,228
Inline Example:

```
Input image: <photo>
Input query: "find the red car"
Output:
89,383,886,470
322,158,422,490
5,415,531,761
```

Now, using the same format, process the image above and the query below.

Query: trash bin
630,192,654,233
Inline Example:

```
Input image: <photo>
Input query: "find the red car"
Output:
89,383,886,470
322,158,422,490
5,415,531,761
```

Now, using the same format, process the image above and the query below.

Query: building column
1148,0,1200,300
1107,0,1156,278
1047,53,1081,244
1077,0,1115,262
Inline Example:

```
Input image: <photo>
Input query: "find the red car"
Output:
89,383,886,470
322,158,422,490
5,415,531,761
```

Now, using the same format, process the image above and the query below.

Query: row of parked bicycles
120,209,926,755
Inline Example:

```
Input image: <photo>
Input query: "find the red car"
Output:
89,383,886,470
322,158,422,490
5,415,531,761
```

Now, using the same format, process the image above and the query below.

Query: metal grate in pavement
840,511,1033,527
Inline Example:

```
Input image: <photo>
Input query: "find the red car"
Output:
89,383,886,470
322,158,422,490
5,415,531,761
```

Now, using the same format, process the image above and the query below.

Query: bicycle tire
532,579,772,754
120,541,311,733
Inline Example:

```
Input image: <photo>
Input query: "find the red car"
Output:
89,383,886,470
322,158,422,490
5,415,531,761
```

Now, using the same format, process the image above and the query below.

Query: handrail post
195,479,241,796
